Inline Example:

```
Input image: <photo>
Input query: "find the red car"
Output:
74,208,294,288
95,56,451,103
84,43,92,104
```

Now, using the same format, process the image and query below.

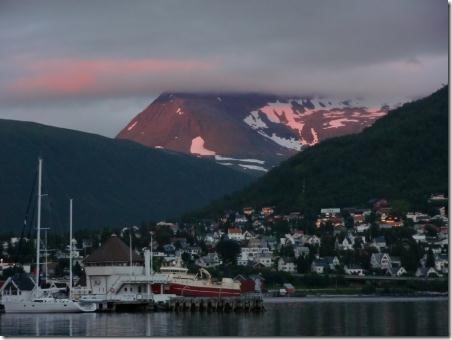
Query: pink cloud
7,58,216,99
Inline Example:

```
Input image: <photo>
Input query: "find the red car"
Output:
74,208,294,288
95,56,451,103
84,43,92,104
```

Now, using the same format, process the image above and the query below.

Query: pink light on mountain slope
190,136,216,156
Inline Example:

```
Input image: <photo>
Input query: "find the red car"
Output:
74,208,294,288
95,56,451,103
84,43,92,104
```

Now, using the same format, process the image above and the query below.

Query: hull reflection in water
0,297,448,336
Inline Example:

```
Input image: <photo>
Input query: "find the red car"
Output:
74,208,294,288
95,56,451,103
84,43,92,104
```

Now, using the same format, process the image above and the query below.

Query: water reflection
0,297,448,336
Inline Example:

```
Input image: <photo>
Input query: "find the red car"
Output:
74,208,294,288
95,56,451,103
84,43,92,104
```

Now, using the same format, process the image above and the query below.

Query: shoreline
263,293,448,303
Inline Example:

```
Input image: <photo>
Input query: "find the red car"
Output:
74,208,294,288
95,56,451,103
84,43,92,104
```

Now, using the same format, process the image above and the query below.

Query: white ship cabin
0,273,35,300
159,266,193,279
81,234,168,301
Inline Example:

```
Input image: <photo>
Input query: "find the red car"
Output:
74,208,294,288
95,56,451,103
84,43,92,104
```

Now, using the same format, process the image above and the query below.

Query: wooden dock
85,294,265,313
166,295,265,313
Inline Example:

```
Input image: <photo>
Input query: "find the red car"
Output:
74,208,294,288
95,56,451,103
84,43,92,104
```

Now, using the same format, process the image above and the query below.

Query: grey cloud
0,0,447,136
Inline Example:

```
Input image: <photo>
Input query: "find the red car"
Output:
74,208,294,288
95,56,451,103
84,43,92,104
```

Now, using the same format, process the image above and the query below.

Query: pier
86,294,265,313
167,295,265,313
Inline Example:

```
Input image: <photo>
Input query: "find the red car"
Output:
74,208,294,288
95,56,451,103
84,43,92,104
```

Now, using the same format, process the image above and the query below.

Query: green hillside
194,86,448,217
0,120,252,231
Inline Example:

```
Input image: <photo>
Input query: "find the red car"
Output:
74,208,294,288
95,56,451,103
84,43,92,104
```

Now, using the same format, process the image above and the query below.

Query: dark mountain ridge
0,119,253,231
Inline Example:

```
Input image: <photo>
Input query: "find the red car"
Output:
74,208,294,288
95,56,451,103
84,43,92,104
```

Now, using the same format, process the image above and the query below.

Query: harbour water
0,296,448,336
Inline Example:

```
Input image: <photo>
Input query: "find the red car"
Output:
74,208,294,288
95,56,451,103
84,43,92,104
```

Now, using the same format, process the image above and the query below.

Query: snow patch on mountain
190,136,216,156
127,121,138,131
238,164,268,172
258,131,302,151
325,118,360,129
260,101,306,134
241,96,394,151
215,155,265,164
244,111,268,129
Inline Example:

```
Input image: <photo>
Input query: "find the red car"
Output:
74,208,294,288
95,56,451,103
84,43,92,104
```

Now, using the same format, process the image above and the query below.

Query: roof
84,235,143,265
228,227,242,234
324,256,339,264
312,259,328,267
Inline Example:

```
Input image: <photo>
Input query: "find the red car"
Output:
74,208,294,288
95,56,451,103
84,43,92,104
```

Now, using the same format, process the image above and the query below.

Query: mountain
0,119,253,231
189,86,448,217
116,93,392,173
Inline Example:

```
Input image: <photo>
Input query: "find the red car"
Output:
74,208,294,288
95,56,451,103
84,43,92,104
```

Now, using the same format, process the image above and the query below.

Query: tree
154,226,173,246
279,244,295,258
319,234,336,257
426,248,435,268
181,252,192,264
215,239,241,266
72,262,82,277
400,241,421,272
1,266,23,280
425,225,438,238
54,258,69,277
370,223,380,239
391,199,411,217
296,255,312,273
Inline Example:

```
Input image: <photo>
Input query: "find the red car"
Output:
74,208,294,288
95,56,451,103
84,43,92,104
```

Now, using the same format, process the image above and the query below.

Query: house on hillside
311,256,340,274
243,207,255,216
277,258,296,273
311,259,328,274
325,256,341,270
415,266,441,278
304,235,321,247
385,265,407,277
355,223,370,233
370,253,392,270
227,227,244,241
344,265,365,276
261,207,274,217
435,254,448,274
243,230,254,240
336,235,354,251
294,246,310,259
195,252,221,268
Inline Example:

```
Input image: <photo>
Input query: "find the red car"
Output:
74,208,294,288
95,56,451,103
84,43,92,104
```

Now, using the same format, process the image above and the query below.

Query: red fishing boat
151,266,241,297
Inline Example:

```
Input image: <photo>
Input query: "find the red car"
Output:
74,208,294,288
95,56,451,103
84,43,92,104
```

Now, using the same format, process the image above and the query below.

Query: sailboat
0,158,96,313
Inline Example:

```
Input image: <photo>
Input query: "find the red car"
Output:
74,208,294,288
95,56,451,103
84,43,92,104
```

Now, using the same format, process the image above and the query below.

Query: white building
238,247,272,267
277,258,296,273
80,235,169,309
227,228,245,241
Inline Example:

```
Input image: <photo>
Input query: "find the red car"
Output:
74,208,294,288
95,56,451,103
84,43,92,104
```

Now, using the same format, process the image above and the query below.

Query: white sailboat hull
1,298,96,313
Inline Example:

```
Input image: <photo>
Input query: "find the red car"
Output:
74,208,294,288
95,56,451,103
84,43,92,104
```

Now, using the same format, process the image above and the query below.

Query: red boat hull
152,283,241,297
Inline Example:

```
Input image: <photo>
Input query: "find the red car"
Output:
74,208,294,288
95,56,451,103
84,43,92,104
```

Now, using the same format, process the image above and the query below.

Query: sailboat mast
69,198,73,299
129,229,133,278
150,232,153,275
44,229,48,284
35,158,42,292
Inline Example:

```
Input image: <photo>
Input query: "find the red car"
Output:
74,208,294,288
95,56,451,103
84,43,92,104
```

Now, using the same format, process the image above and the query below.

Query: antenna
35,158,42,295
69,198,73,299
129,227,133,279
41,227,50,285
150,232,154,275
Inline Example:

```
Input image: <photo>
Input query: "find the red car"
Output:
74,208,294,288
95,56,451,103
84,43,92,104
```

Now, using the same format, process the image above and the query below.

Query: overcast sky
0,0,448,137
